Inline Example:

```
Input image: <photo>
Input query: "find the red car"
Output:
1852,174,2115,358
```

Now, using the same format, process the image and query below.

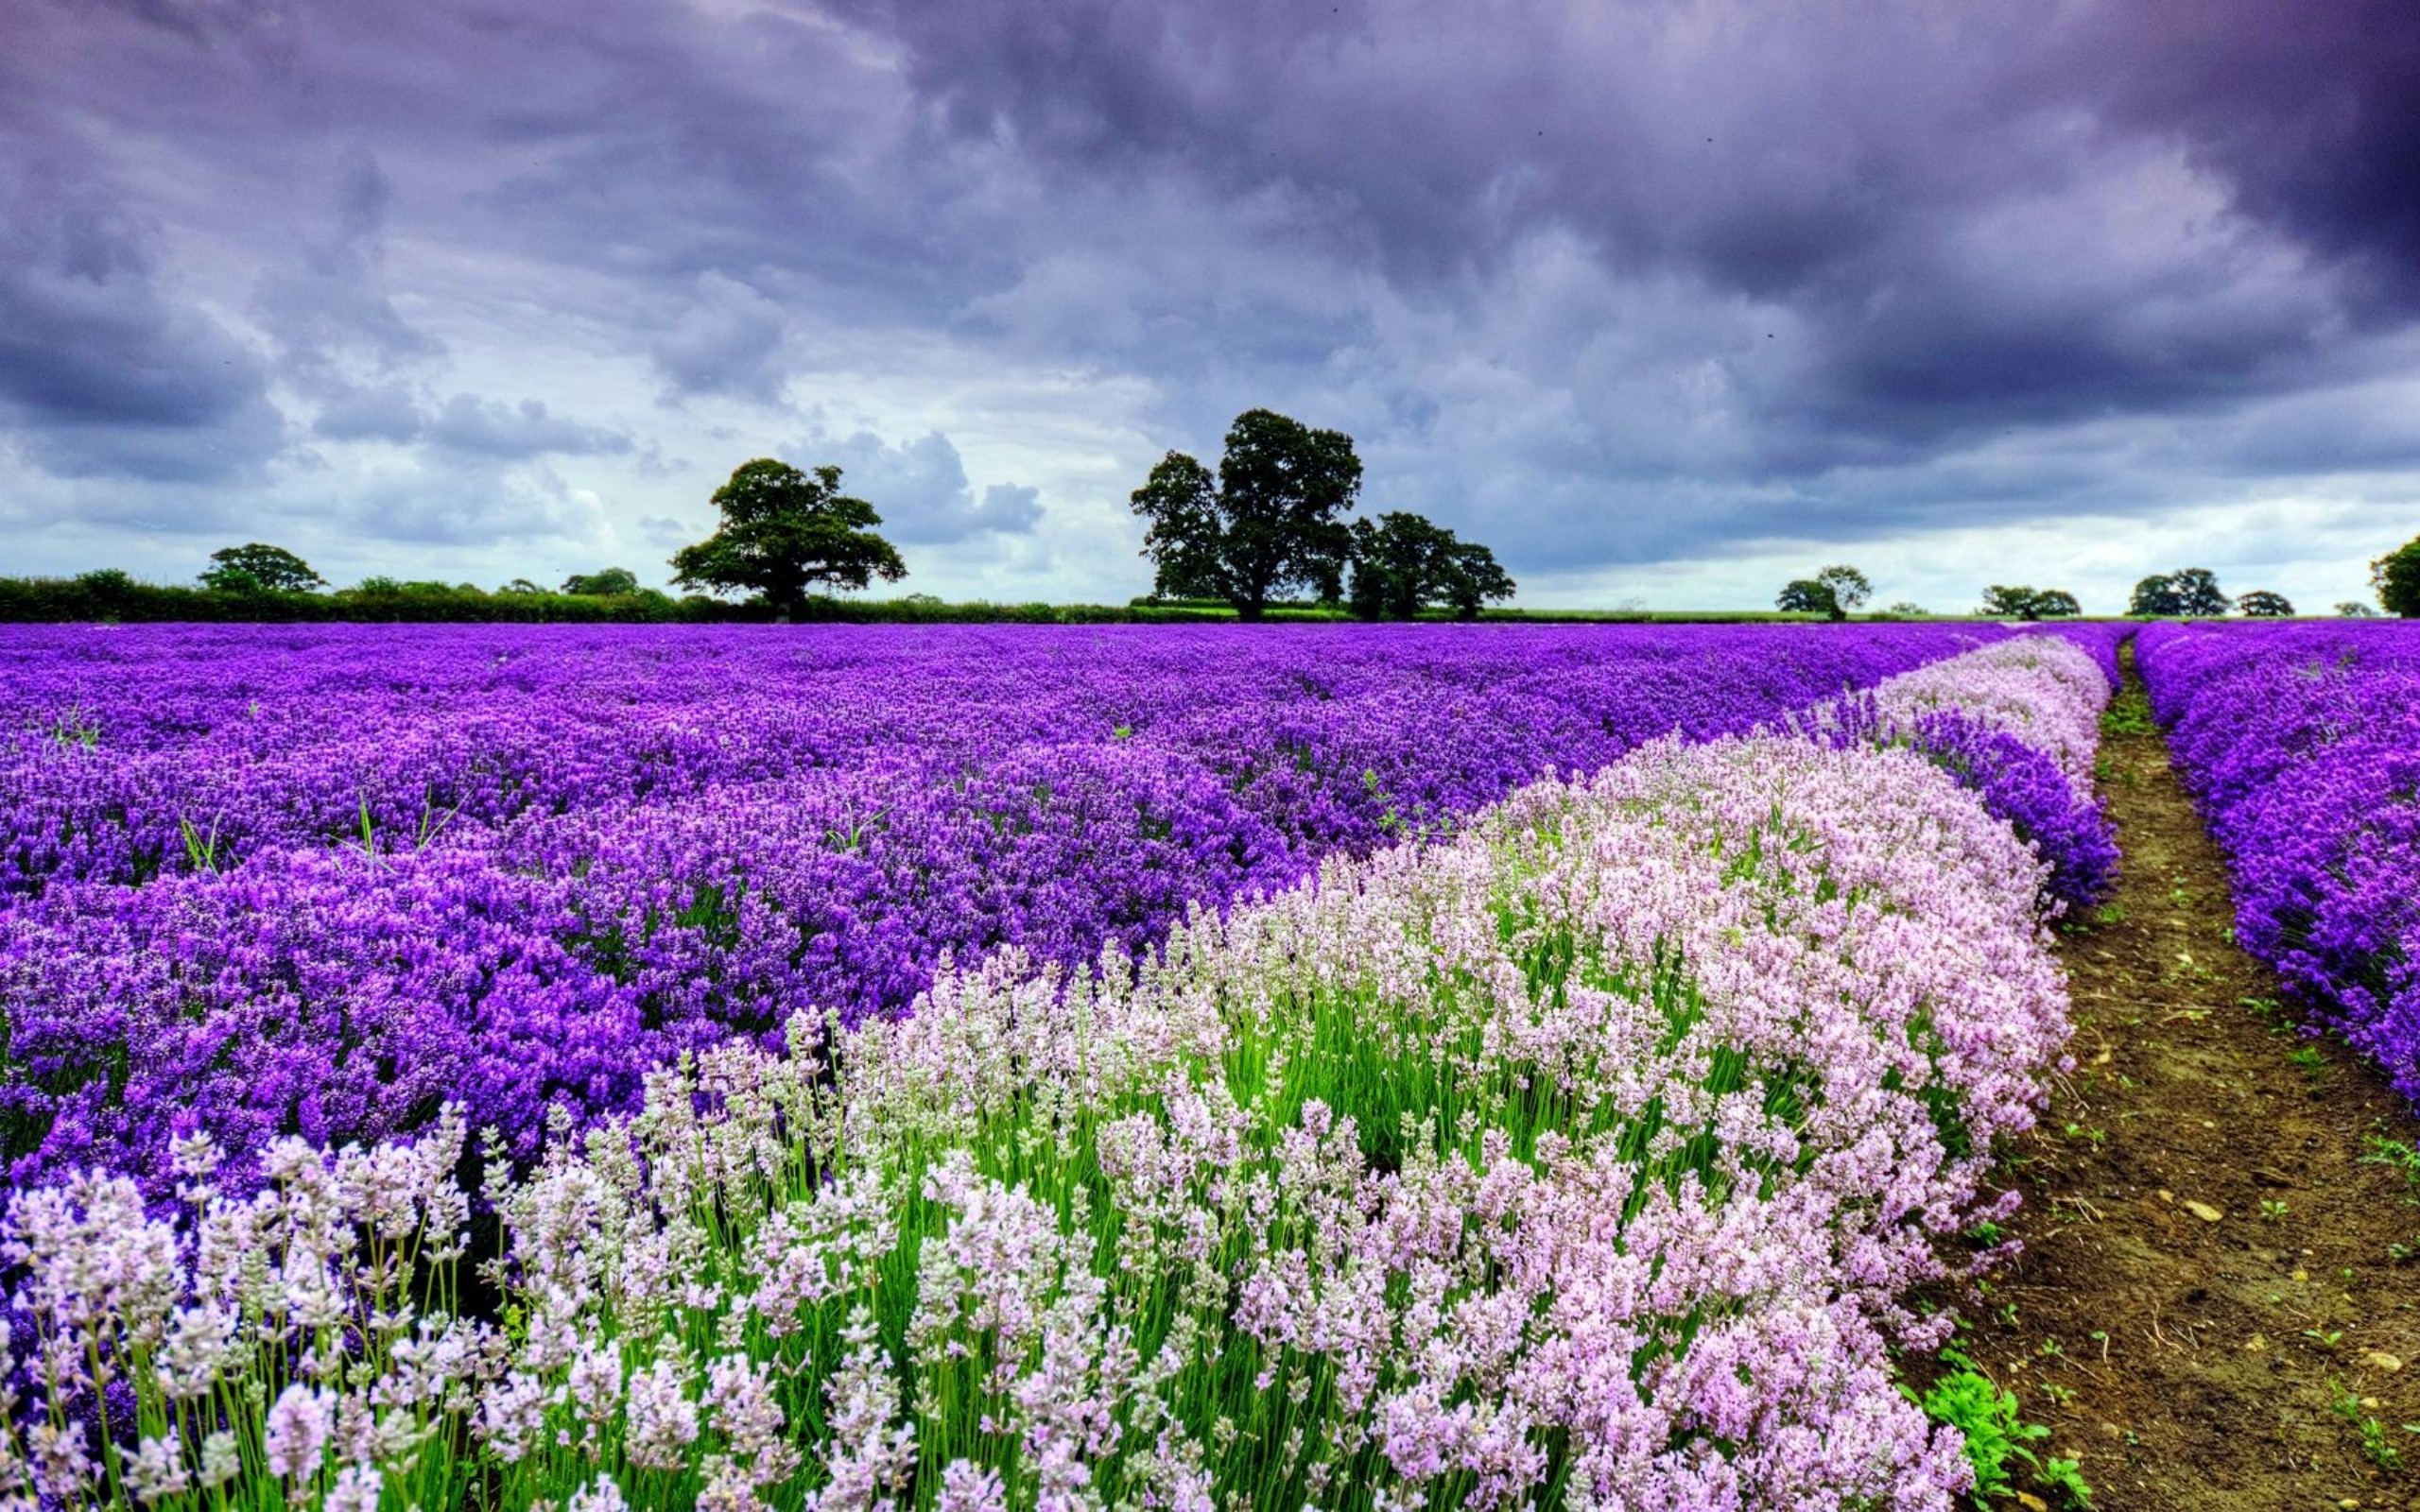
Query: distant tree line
12,409,1514,626
1977,586,2082,621
2124,568,2302,618
0,571,1286,626
13,442,2417,622
1759,549,2420,620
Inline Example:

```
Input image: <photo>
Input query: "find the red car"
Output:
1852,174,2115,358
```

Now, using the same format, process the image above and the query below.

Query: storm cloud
3,0,2416,608
0,168,286,482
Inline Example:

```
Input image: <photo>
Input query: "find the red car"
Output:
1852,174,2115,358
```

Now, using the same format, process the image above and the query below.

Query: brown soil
1979,646,2420,1509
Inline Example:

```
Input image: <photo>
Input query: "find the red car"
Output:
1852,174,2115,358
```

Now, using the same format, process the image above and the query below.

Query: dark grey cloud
0,168,285,481
839,0,2414,456
975,484,1045,535
2070,0,2420,306
255,146,441,382
312,381,424,443
3,0,2418,598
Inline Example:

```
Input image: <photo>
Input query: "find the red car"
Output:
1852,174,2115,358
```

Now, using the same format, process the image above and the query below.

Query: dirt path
1985,647,2420,1509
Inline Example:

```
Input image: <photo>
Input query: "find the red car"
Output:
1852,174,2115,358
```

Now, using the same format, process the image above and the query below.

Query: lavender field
2140,622,2420,1103
0,624,2121,1511
2,621,2064,1192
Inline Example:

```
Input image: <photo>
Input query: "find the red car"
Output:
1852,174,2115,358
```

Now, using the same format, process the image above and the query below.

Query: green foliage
45,699,100,748
199,542,325,594
2332,1381,2407,1471
2129,567,2228,617
2100,690,2156,736
2360,1132,2420,1186
2372,536,2420,617
2338,600,2381,617
2187,574,2227,614
1775,566,1874,621
2128,575,2175,616
1814,564,1872,612
560,566,641,596
672,458,909,616
1344,510,1516,619
330,580,684,623
1130,408,1363,619
1979,585,2082,620
1775,578,1841,618
2235,589,2294,618
1912,1368,2089,1505
2037,1454,2096,1506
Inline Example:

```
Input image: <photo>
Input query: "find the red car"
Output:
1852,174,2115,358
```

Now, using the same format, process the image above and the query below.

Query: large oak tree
2374,535,2420,617
199,543,325,594
1130,409,1362,620
672,459,907,618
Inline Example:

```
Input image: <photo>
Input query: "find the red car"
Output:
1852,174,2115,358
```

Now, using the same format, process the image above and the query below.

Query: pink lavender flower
0,627,2112,1512
263,1382,333,1480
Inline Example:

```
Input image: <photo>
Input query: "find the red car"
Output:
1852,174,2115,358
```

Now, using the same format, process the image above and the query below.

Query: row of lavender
0,635,2113,1512
3,623,2046,1193
2139,622,2420,1101
1811,628,2120,914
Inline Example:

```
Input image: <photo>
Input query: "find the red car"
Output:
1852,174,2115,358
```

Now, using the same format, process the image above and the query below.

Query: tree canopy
1130,409,1362,620
199,543,324,595
1344,511,1515,620
2373,536,2420,617
1775,565,1871,621
2236,589,2295,618
671,459,908,618
2129,568,2229,617
1813,565,1872,612
1979,585,2081,620
561,567,641,596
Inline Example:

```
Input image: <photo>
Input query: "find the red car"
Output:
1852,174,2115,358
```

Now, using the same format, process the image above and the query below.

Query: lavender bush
0,717,2088,1512
1806,634,2120,912
4,623,2027,1193
2138,622,2420,1099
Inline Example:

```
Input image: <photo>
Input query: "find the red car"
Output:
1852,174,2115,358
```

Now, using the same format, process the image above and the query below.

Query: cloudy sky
5,0,2417,610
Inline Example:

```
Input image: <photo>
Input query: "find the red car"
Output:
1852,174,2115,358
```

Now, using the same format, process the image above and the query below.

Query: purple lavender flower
2139,622,2420,1101
4,622,2023,1193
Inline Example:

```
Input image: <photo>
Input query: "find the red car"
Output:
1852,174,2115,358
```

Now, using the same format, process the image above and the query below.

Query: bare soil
1980,647,2420,1509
